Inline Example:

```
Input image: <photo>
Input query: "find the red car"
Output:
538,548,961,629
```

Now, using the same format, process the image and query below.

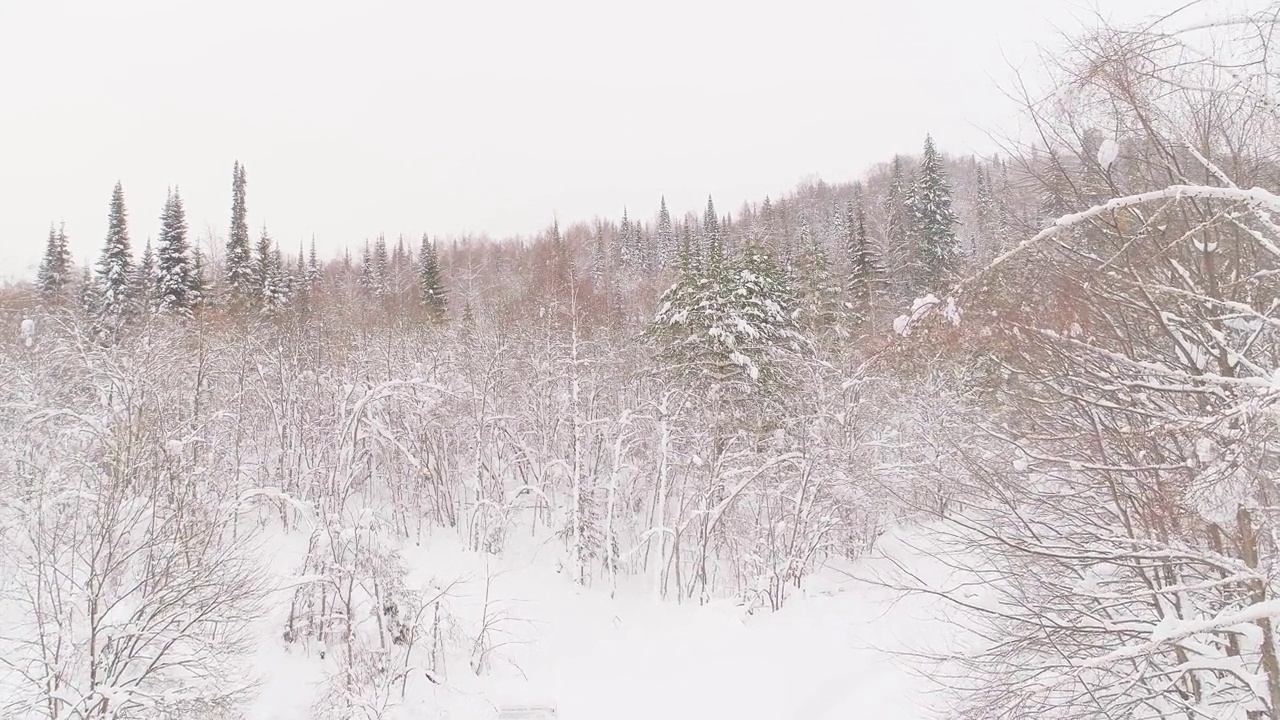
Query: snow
240,525,951,720
1097,137,1120,170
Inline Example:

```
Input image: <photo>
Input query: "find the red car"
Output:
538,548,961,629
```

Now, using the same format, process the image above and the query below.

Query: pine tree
794,218,839,329
679,224,697,274
845,197,886,322
703,196,724,270
133,238,157,315
95,182,134,325
619,210,642,267
191,245,207,310
255,225,289,311
358,241,374,295
418,234,447,323
649,232,804,398
884,156,914,288
656,197,677,269
911,135,961,294
36,222,73,303
307,237,322,286
77,265,97,319
156,187,197,313
224,161,254,306
373,234,389,300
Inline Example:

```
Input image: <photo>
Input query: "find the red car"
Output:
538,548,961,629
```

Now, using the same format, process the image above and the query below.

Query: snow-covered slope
246,527,955,720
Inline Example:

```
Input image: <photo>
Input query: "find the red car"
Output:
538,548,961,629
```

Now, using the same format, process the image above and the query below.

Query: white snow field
246,526,957,720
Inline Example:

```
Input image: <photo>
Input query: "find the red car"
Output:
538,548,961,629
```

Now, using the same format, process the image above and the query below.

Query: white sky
0,0,1191,276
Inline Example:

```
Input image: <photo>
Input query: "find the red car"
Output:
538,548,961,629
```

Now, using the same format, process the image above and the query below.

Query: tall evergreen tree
884,156,914,286
155,187,197,313
358,241,374,294
656,197,677,269
911,135,961,294
133,238,157,315
77,265,97,319
36,222,73,303
190,245,207,310
845,197,886,322
703,196,724,270
95,181,134,325
254,225,289,310
225,161,253,306
619,210,642,267
679,224,697,274
373,234,390,300
794,218,840,329
418,234,447,323
307,237,322,286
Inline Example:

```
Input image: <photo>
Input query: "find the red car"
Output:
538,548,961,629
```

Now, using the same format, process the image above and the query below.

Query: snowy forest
6,4,1280,719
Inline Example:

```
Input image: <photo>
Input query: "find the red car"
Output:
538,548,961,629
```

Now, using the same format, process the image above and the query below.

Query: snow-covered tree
225,161,254,307
418,234,447,323
36,222,73,304
845,197,885,323
94,181,133,327
656,197,677,270
910,135,961,294
155,187,198,313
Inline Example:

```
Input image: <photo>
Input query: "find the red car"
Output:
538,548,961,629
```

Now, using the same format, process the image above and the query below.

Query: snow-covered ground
247,527,957,720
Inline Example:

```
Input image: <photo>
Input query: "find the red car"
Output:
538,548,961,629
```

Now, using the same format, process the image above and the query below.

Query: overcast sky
0,0,1203,277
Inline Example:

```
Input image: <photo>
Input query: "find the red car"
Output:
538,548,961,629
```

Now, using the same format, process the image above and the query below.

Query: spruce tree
373,234,390,300
656,197,677,269
703,196,724,270
254,225,289,311
307,237,322,286
77,265,97,319
911,135,961,294
619,210,641,267
225,161,253,306
679,224,697,274
95,181,134,325
358,241,374,295
36,222,73,303
133,238,157,315
418,233,447,323
794,218,839,329
845,197,886,322
156,187,197,313
190,246,207,310
649,232,803,398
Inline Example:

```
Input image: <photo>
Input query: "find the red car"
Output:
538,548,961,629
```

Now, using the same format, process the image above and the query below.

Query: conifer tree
373,234,390,300
190,246,207,310
884,156,914,287
679,224,697,274
650,231,803,398
656,197,677,269
418,234,447,323
77,265,97,319
794,218,839,329
254,225,289,310
845,197,886,322
133,238,157,315
358,241,374,295
910,135,961,294
225,161,254,306
307,237,322,286
155,187,197,313
703,196,724,270
36,222,73,303
95,181,134,325
619,210,642,267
